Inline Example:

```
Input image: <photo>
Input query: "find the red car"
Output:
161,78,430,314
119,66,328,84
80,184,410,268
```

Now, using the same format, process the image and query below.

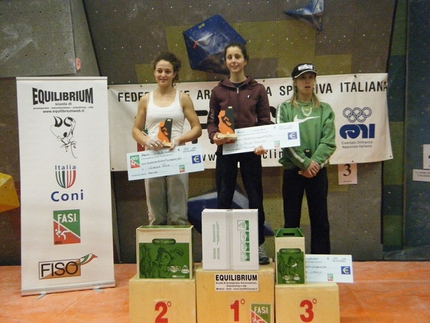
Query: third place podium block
275,282,340,323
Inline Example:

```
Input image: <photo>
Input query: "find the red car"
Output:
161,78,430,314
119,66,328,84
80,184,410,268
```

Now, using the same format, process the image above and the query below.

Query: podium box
136,225,193,279
129,275,196,323
196,263,274,323
275,282,340,323
201,209,259,271
274,228,305,284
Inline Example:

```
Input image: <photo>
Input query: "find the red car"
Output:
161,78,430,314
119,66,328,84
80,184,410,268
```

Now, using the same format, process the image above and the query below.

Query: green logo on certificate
130,155,140,168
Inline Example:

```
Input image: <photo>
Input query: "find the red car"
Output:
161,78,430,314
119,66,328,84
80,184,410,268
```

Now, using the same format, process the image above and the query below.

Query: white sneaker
259,245,269,265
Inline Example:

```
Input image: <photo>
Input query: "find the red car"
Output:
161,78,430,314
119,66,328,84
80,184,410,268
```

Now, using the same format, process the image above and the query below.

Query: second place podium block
129,275,196,323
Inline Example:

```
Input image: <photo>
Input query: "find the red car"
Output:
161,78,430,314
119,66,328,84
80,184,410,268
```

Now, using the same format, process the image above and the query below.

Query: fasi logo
251,303,271,323
39,253,97,280
130,155,140,168
53,209,81,244
55,164,76,188
340,107,375,139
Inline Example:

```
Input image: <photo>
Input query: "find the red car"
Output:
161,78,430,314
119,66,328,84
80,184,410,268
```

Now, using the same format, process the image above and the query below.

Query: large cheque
222,122,300,155
127,144,204,180
305,254,354,283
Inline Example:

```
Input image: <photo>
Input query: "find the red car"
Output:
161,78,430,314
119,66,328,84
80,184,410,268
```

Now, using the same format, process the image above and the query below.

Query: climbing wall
404,0,430,249
1,0,405,264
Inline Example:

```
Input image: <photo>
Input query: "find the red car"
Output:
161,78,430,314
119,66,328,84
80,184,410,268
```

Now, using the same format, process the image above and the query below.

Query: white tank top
145,90,185,140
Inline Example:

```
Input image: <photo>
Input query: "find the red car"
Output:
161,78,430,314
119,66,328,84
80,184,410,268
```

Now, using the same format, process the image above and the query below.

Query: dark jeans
216,152,266,245
282,167,330,254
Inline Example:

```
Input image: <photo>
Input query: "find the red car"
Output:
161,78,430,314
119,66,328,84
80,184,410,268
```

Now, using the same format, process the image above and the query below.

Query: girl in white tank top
131,52,202,227
145,90,185,142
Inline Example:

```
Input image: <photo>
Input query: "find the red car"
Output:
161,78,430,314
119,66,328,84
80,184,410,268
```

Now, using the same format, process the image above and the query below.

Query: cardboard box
196,263,274,323
275,283,340,323
274,228,305,284
129,274,196,323
136,225,193,279
201,209,258,270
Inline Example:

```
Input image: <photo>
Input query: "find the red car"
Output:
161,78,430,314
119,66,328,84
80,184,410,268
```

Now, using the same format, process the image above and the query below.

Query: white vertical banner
17,77,115,295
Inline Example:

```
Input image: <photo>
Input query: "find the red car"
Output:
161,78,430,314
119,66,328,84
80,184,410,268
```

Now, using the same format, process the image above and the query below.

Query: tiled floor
0,262,429,322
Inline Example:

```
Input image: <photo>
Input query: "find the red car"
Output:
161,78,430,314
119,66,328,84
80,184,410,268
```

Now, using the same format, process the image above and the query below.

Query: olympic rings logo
342,107,372,123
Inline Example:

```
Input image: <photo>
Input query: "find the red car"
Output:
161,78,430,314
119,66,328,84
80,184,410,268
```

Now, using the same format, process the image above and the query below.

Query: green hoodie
276,100,336,170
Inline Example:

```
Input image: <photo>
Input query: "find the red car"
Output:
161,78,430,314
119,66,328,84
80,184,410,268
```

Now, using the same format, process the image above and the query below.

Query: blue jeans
282,167,330,254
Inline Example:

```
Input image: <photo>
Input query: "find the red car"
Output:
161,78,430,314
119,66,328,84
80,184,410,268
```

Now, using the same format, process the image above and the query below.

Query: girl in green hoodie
276,63,336,254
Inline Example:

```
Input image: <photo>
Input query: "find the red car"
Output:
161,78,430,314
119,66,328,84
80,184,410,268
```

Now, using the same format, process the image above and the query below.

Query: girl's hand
301,160,320,178
145,137,163,150
168,137,181,150
254,145,267,156
213,132,235,146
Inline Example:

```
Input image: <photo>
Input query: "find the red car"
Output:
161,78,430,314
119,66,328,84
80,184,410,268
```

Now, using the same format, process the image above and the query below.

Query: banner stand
17,77,115,295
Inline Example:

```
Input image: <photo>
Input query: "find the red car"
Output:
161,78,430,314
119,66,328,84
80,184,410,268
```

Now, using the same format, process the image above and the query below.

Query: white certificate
126,144,204,180
305,254,354,283
222,122,300,155
413,169,430,182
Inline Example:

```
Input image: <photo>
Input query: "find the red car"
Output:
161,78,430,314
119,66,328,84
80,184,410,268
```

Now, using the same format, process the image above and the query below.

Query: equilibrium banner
17,77,115,295
108,73,392,170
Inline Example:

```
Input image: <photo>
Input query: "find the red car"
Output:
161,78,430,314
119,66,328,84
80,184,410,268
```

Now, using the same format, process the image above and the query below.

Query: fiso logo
39,253,97,279
340,107,375,139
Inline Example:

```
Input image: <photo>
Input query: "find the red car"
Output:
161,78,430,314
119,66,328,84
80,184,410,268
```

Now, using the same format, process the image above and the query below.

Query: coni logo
55,165,76,188
340,107,375,139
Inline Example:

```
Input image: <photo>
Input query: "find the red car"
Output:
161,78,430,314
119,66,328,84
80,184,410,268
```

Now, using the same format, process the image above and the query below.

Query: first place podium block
129,275,196,323
196,263,275,323
275,282,340,323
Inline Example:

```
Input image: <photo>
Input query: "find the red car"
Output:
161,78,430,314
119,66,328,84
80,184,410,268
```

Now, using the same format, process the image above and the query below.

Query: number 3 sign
338,163,357,185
